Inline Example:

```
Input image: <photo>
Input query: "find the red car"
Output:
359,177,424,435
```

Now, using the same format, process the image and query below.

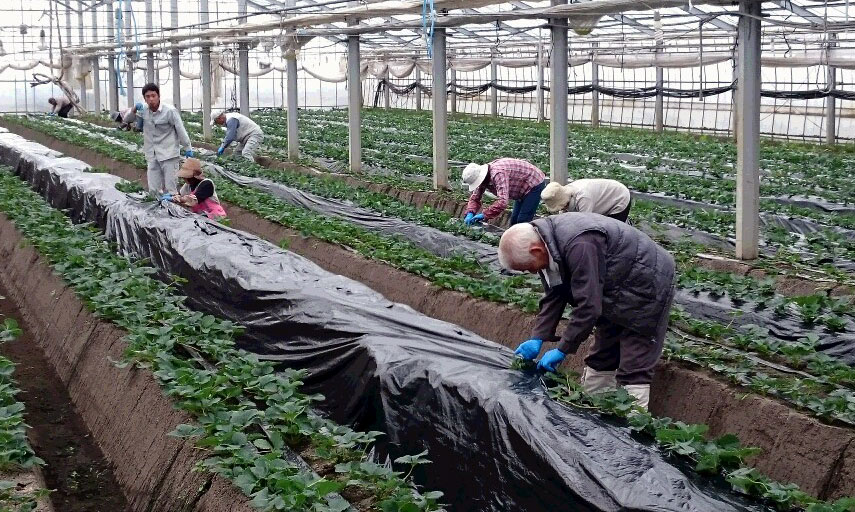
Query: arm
172,110,193,150
482,170,509,219
530,283,569,342
464,185,485,215
556,234,606,353
221,118,239,148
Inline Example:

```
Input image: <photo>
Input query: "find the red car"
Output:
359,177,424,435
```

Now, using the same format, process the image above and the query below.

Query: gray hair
498,223,541,270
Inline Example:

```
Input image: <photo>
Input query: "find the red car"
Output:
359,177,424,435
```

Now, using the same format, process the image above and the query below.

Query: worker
541,179,632,222
499,213,676,410
111,103,144,131
211,110,264,161
461,158,547,226
136,83,194,197
170,158,227,219
48,96,75,118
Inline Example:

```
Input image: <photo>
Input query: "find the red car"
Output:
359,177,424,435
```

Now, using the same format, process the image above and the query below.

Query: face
143,90,160,111
514,242,550,274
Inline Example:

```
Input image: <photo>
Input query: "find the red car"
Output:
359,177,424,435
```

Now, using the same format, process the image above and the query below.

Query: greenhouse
0,0,853,510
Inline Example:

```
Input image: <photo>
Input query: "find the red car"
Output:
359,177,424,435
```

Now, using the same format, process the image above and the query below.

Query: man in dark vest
499,212,676,409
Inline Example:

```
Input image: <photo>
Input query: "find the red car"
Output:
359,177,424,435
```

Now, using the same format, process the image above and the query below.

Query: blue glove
48,112,56,116
514,339,543,360
537,349,566,373
464,212,474,224
464,212,485,226
159,193,173,202
184,149,194,158
135,102,144,111
471,213,485,225
217,146,225,156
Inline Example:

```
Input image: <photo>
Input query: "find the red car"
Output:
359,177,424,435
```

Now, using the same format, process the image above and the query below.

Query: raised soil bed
3,120,854,501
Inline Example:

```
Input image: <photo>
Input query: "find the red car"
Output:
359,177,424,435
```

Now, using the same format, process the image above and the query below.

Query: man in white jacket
541,179,632,222
212,110,264,161
137,83,194,197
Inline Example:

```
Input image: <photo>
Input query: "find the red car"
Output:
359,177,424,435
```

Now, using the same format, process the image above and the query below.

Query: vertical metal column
285,0,298,160
826,36,837,145
549,1,569,185
91,5,100,112
432,28,448,189
238,0,250,115
383,68,391,109
124,0,134,108
449,68,457,114
735,0,761,260
490,53,498,117
415,62,422,111
77,5,88,110
347,30,361,172
201,0,212,139
170,0,181,110
591,44,600,128
107,0,118,112
145,0,155,83
536,40,544,123
654,12,663,133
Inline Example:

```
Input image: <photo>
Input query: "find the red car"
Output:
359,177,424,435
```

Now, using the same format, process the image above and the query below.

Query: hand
159,193,173,202
537,349,566,373
135,102,143,111
217,146,225,156
184,149,194,158
470,213,485,225
464,212,485,226
514,339,543,360
48,112,56,116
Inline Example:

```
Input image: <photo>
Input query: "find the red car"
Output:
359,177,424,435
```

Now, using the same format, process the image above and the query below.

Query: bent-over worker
111,103,144,131
500,213,676,409
541,179,632,222
212,110,264,161
461,158,547,226
171,158,227,219
137,83,194,197
48,96,75,118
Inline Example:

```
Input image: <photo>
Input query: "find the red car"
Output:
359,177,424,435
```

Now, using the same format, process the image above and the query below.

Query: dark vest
531,213,675,336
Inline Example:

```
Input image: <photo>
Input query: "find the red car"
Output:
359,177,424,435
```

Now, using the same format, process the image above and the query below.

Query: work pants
510,180,547,225
236,133,264,161
146,157,180,195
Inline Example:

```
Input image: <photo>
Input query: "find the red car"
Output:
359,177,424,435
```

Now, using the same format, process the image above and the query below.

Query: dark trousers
57,103,74,118
584,283,675,385
510,180,547,225
606,199,632,223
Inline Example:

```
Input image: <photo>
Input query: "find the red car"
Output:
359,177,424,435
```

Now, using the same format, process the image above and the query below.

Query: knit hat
461,162,489,192
541,182,571,213
177,157,202,178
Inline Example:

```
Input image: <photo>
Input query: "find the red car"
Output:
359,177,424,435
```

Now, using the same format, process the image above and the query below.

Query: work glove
135,102,144,111
48,112,56,116
184,149,194,158
514,339,543,360
159,193,173,202
217,146,225,156
464,213,485,226
537,349,566,373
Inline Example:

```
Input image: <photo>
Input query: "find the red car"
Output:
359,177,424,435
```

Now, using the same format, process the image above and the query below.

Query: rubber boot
623,384,650,410
581,366,617,394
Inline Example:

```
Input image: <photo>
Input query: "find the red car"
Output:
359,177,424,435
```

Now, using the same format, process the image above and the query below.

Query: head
461,162,489,192
212,111,226,127
541,182,571,213
177,158,203,183
498,223,550,273
141,83,160,111
48,97,57,106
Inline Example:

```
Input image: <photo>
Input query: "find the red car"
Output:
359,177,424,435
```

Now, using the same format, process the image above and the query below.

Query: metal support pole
432,28,449,189
490,53,498,117
591,44,600,128
200,0,212,139
124,1,134,108
106,0,119,112
383,68,391,109
826,36,837,145
347,32,361,172
91,6,100,112
145,0,155,83
77,6,88,110
170,0,181,110
549,0,568,185
286,43,299,160
415,64,422,111
735,0,761,260
449,68,457,114
536,40,544,123
238,0,250,115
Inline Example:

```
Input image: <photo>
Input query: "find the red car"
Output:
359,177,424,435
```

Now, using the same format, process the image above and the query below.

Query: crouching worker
541,179,632,222
500,213,675,410
461,158,547,226
211,110,264,161
48,96,75,118
111,103,144,131
170,158,227,219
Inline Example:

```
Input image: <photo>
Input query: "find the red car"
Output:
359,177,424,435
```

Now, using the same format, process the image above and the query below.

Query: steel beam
591,44,599,128
238,0,251,115
654,11,663,133
384,68,391,109
201,0,212,139
170,0,180,110
78,5,88,110
347,31,361,172
145,0,155,83
735,0,761,260
449,67,457,113
107,0,118,111
124,0,134,108
536,40,544,122
432,28,449,189
91,4,100,111
826,34,837,145
549,0,568,185
415,60,422,111
490,53,498,117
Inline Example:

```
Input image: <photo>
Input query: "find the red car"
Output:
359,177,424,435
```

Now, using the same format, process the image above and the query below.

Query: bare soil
3,120,855,500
